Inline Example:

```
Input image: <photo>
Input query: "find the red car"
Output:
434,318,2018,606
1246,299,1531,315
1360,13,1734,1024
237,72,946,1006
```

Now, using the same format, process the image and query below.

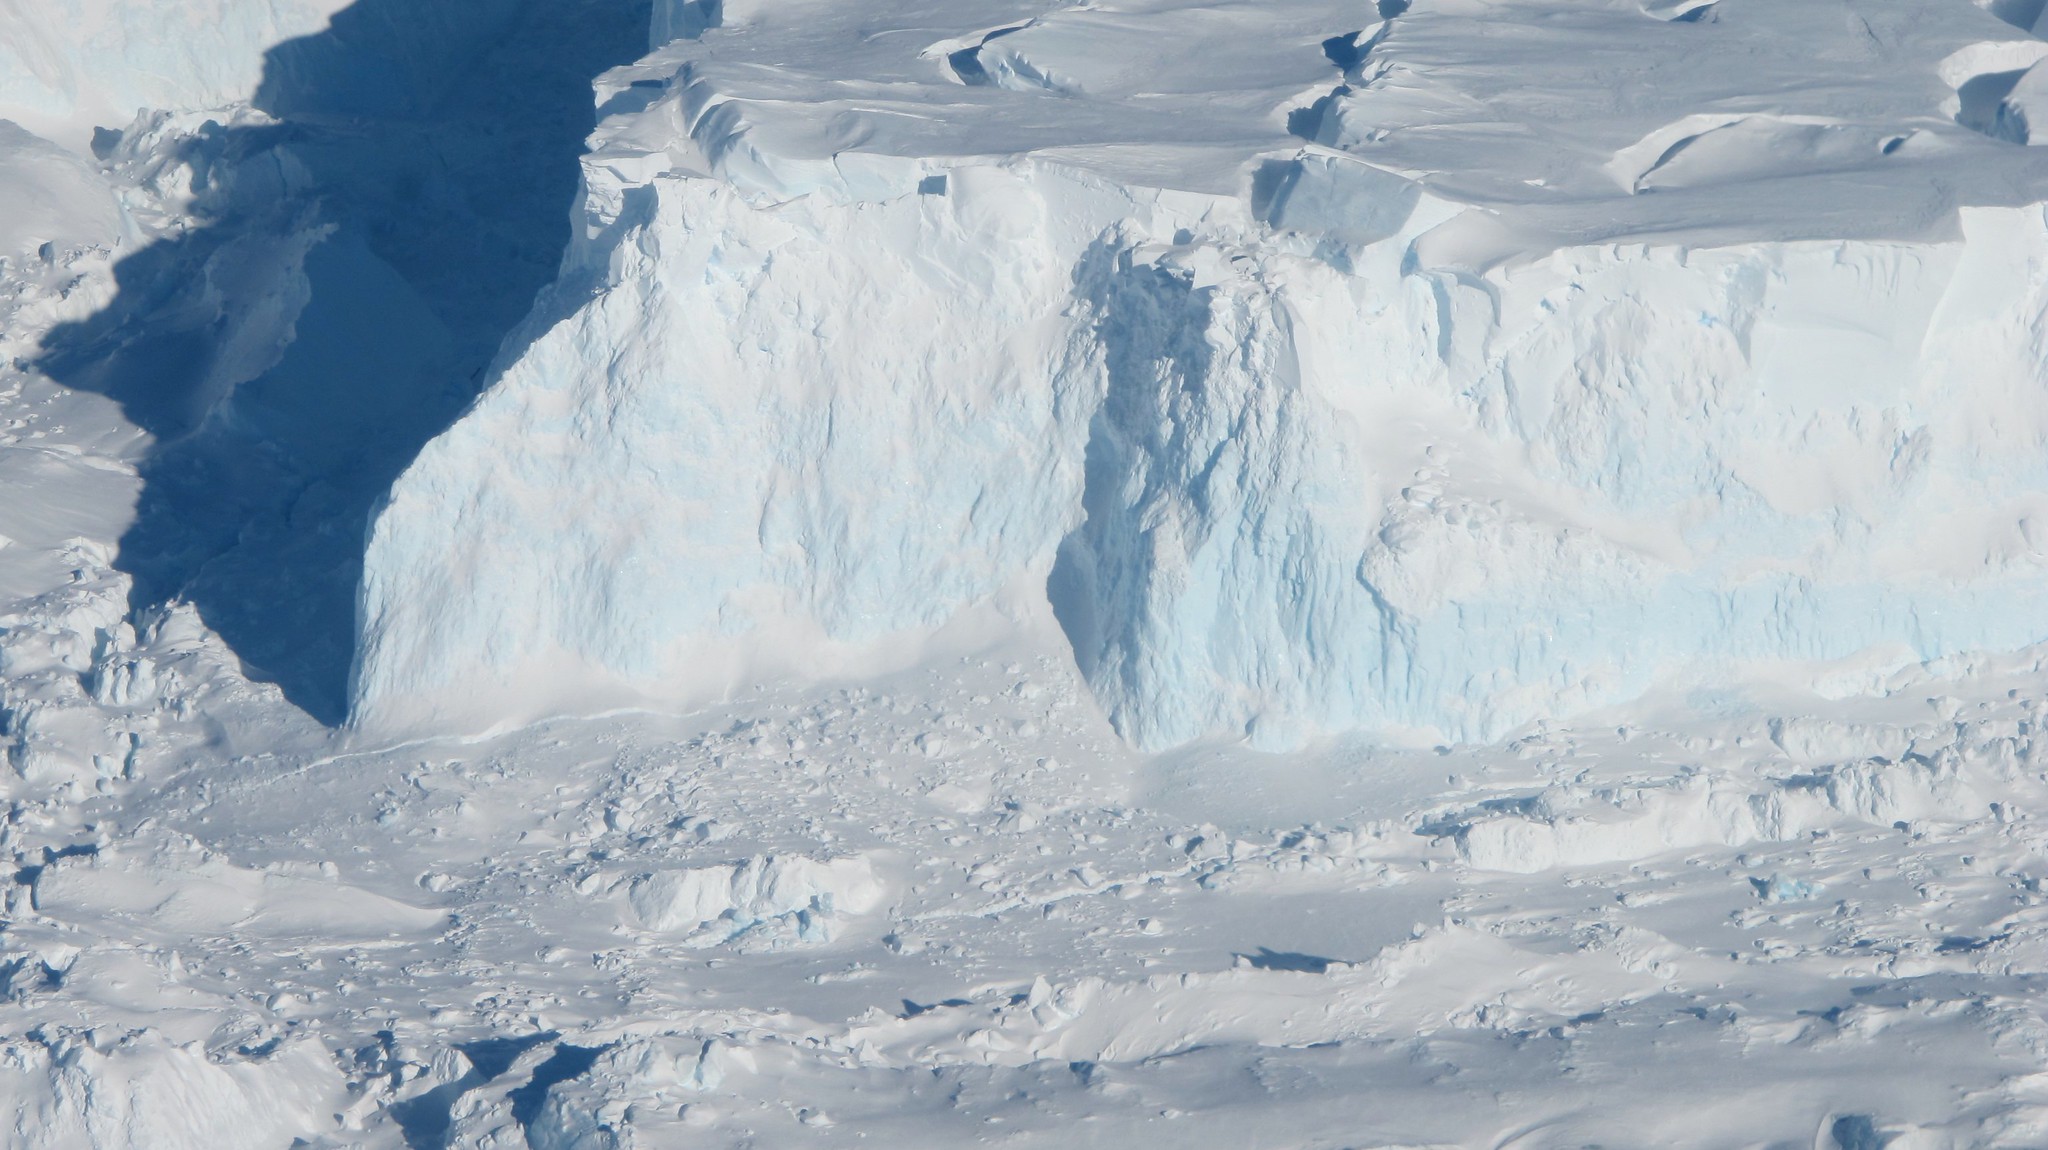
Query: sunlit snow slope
359,0,2048,750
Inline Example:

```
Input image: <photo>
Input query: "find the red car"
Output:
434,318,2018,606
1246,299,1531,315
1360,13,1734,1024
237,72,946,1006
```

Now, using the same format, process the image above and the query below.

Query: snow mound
0,122,118,263
848,923,1677,1066
0,1029,344,1150
32,837,446,941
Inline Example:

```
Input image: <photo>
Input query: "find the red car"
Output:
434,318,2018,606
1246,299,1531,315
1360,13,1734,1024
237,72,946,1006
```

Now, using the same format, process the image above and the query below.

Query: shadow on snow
35,0,648,723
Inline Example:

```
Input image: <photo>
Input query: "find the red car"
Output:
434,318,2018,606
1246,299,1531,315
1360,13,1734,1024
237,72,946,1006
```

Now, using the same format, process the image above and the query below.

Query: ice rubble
355,0,2048,750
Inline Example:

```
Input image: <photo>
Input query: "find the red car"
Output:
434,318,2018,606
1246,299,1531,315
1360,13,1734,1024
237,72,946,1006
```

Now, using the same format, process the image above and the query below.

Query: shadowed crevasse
35,0,650,723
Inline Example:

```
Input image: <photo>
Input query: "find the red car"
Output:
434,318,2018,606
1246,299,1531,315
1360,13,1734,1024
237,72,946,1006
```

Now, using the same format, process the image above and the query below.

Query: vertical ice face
352,164,1145,732
1050,237,1391,751
1056,211,2048,749
354,161,2048,746
650,0,724,48
353,0,2048,748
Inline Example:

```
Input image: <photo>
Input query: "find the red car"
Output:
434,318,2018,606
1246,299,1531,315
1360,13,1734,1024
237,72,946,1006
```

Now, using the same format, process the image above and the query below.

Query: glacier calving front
355,0,2048,748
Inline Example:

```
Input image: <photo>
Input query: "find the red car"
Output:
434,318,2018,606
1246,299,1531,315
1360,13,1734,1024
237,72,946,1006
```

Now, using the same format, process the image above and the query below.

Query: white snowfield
15,0,2048,1148
357,0,2048,752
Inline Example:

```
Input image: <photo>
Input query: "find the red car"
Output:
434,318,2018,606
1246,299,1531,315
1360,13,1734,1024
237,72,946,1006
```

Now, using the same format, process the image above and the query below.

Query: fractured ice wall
353,0,2048,748
1058,206,2048,747
353,161,1142,732
357,168,2048,745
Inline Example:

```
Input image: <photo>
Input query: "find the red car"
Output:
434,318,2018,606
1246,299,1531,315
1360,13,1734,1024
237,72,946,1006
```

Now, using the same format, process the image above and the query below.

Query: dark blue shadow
35,0,649,723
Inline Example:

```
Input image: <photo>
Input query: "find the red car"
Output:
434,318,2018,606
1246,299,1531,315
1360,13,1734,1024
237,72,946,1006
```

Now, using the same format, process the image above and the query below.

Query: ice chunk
1249,152,1420,246
1753,873,1824,903
626,854,886,946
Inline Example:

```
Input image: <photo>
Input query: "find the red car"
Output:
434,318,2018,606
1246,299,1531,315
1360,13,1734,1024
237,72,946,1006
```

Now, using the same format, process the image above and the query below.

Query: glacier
22,0,650,723
356,0,2048,749
24,2,2048,1148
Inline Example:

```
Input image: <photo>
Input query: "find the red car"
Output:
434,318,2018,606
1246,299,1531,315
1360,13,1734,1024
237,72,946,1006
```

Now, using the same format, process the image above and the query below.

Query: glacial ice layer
355,0,2048,749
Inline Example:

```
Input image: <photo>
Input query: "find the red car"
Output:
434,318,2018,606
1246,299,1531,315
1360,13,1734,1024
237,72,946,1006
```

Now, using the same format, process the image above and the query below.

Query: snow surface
11,0,2048,1148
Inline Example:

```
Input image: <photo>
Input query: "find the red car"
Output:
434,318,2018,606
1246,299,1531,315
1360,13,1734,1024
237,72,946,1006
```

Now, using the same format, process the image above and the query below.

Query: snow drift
354,0,2048,749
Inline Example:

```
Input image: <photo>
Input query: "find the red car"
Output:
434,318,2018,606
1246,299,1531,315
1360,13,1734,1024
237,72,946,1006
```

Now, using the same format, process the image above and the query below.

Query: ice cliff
355,0,2048,748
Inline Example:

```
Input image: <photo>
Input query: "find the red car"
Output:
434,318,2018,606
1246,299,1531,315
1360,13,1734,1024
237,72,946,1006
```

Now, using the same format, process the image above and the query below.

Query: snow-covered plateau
10,0,2048,1147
